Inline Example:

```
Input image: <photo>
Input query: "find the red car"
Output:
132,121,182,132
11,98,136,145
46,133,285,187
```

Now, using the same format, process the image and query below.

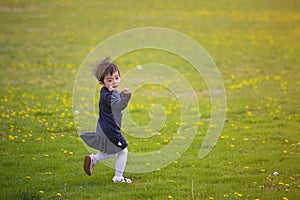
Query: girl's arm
108,89,131,112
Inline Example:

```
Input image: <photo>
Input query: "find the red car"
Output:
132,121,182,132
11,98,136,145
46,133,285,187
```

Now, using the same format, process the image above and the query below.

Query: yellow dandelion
25,176,31,179
274,75,281,80
233,192,241,196
9,135,15,140
168,195,173,199
56,193,62,197
198,121,204,125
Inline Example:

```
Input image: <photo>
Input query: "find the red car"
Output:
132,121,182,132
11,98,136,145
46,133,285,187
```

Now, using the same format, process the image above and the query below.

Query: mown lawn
0,0,299,199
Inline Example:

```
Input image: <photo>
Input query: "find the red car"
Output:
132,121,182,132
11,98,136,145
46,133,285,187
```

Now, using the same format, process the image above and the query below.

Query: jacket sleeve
105,91,131,113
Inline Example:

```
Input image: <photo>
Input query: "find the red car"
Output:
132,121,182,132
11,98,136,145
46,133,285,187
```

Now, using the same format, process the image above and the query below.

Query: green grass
1,0,300,199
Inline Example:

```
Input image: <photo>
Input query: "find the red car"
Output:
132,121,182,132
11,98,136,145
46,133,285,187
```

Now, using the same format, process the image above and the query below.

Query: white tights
92,148,128,180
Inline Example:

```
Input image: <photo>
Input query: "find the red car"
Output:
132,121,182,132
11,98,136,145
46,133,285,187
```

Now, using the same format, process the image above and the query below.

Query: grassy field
1,0,300,199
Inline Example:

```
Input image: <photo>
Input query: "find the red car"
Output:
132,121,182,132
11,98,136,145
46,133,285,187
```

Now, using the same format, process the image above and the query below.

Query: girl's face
101,71,120,91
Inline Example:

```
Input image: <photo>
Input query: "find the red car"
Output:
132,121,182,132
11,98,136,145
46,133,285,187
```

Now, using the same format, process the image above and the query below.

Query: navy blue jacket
98,87,131,149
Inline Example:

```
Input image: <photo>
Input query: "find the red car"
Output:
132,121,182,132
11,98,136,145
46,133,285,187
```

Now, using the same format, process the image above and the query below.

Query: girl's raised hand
122,88,131,94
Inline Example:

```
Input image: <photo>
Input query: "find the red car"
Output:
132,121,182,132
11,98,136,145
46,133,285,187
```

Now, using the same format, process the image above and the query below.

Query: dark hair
93,57,120,83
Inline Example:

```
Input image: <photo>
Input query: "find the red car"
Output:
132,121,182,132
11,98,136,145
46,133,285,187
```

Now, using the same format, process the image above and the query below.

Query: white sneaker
112,176,132,183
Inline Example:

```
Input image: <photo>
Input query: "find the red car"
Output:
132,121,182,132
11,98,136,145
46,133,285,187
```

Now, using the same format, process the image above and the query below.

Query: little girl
80,57,132,183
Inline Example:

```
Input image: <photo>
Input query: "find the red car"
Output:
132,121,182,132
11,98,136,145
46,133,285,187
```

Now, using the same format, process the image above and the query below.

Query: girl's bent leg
93,151,117,164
